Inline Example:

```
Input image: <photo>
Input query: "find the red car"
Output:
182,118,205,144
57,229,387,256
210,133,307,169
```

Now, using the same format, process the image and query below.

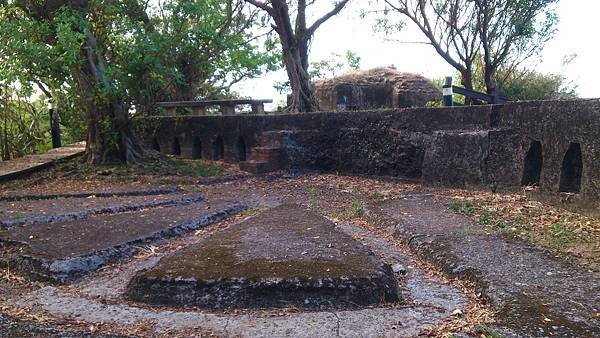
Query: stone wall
136,99,600,207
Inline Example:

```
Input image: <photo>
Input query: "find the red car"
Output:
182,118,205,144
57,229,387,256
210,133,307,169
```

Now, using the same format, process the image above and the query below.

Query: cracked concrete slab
368,195,600,337
0,193,204,228
0,199,246,282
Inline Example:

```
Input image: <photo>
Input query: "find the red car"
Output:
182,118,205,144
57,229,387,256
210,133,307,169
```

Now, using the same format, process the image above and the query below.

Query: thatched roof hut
314,67,441,111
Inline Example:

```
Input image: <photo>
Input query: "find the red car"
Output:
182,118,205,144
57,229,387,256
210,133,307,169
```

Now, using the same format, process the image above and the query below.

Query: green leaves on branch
368,0,561,94
0,0,279,160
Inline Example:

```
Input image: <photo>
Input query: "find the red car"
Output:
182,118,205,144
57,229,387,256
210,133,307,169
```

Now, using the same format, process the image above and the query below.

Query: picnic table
155,99,273,116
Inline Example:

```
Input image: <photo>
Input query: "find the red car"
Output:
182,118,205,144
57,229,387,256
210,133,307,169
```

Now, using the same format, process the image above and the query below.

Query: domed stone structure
314,67,442,111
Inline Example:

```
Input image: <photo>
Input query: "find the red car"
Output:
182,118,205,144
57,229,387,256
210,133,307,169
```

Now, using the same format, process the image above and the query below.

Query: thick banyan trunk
77,27,147,164
281,40,319,113
175,58,199,101
83,97,146,164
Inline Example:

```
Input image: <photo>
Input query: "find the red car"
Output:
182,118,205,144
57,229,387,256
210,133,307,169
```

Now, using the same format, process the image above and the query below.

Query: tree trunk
77,26,147,165
246,0,350,112
49,106,61,148
460,69,475,105
281,39,320,113
176,58,200,101
484,65,496,95
1,110,8,161
15,1,149,164
270,0,319,113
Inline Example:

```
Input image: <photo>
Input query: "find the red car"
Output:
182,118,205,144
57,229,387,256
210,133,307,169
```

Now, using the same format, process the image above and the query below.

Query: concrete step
239,160,278,175
250,147,283,162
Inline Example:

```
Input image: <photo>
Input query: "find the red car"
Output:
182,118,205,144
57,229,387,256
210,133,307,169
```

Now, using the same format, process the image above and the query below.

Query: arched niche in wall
236,136,247,162
192,137,202,159
559,142,583,193
152,137,161,152
212,136,224,161
171,138,181,156
521,140,543,187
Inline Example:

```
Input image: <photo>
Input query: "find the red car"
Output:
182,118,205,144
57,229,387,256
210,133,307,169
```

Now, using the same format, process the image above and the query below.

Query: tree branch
306,0,351,37
244,0,273,14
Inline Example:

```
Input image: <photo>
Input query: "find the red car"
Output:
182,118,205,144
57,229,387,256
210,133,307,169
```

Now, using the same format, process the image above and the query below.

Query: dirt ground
0,157,598,337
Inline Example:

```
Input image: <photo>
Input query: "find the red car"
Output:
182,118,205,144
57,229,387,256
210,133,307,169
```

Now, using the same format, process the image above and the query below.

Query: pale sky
234,0,600,107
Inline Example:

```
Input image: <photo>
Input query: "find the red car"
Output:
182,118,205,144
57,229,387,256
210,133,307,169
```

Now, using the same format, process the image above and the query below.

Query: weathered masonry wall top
136,99,600,208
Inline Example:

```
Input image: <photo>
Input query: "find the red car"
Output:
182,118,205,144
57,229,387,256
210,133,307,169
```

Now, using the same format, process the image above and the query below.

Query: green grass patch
372,192,384,205
351,196,364,217
448,201,477,216
307,186,320,211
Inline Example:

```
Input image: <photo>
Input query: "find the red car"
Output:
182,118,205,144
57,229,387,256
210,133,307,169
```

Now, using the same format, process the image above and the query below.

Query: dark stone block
126,205,400,309
422,130,489,186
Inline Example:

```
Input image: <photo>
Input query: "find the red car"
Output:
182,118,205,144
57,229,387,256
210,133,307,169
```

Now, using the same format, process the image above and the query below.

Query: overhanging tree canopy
0,0,277,163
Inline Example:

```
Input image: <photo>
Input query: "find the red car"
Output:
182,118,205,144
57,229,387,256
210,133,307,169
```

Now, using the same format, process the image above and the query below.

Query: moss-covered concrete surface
367,195,600,337
0,193,246,283
127,204,399,308
0,193,200,228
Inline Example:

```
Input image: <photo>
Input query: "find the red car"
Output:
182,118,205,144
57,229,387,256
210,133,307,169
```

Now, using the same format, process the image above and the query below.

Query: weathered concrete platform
0,312,128,338
0,142,85,181
0,193,205,229
0,198,246,283
367,195,600,337
0,186,181,202
126,204,400,309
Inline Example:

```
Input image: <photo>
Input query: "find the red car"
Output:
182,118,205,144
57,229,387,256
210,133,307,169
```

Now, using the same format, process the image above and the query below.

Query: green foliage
448,201,476,216
310,50,362,81
479,210,499,226
494,68,577,101
448,202,461,212
344,50,362,71
368,12,405,35
372,192,384,205
350,192,364,218
0,0,278,159
473,324,505,338
0,93,51,159
307,186,319,211
116,0,280,110
549,222,574,239
455,56,578,101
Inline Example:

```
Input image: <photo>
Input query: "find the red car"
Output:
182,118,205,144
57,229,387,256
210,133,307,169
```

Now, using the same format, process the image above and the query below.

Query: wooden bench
155,99,273,116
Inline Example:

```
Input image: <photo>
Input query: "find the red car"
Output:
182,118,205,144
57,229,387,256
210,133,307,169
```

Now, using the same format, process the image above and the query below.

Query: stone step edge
1,202,248,284
0,187,182,202
0,195,205,229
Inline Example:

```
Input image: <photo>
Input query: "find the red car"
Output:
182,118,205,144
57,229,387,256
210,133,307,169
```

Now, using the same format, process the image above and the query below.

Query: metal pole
443,77,454,107
47,98,61,148
0,95,4,161
0,88,9,161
